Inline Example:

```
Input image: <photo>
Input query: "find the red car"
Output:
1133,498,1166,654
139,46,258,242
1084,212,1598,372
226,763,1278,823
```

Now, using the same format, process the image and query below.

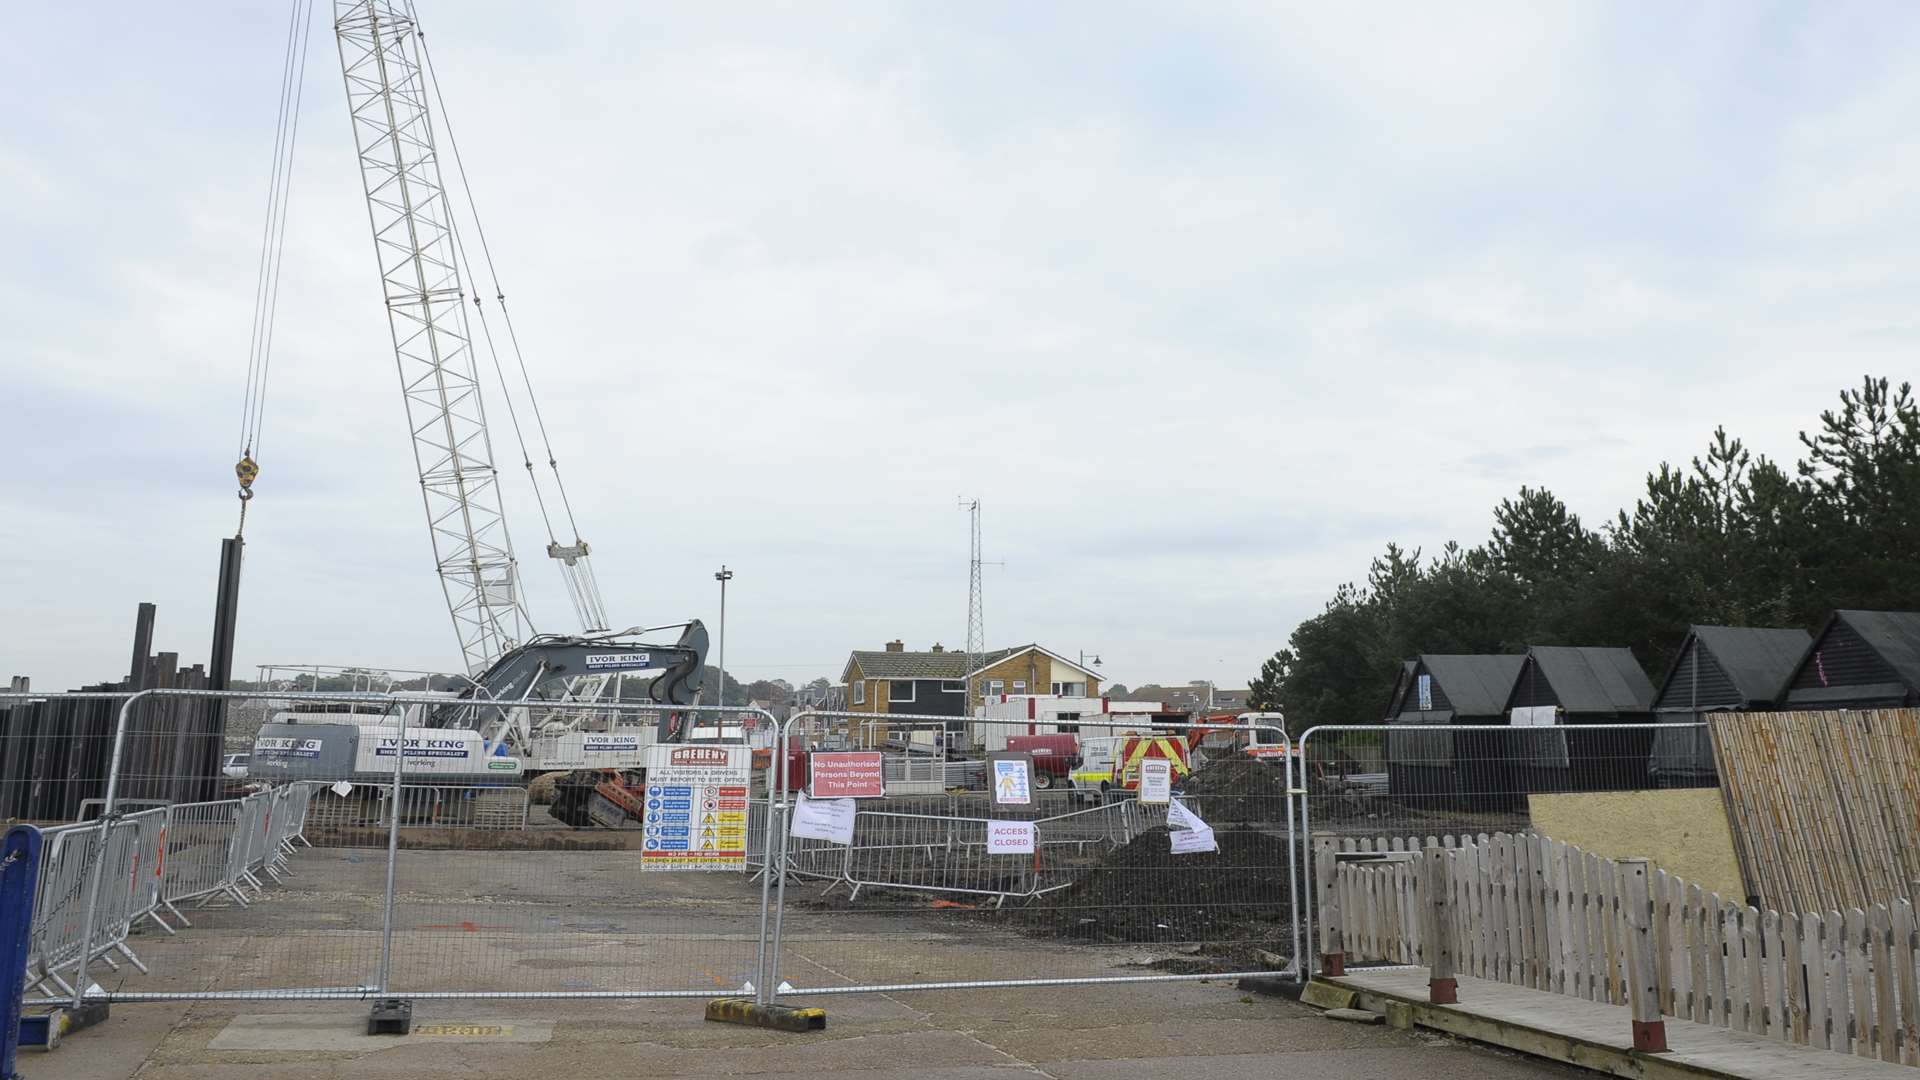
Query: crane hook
236,454,259,502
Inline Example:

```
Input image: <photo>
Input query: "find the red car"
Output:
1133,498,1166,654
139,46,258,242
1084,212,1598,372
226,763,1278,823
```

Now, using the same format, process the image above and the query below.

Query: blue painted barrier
0,825,42,1079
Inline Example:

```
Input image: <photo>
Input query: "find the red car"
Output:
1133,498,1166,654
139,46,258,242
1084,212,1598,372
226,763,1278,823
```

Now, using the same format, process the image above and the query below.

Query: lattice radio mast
959,497,984,707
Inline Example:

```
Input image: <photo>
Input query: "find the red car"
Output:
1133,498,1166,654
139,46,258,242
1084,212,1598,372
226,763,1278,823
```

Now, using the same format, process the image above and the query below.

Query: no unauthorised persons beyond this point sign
807,752,885,799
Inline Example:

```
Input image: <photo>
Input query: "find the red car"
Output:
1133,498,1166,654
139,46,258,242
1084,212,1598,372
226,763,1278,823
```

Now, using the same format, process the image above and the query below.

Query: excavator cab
552,767,650,830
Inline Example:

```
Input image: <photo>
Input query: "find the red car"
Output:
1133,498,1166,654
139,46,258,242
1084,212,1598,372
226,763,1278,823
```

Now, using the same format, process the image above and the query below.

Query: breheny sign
1137,758,1171,805
640,744,751,870
807,752,885,799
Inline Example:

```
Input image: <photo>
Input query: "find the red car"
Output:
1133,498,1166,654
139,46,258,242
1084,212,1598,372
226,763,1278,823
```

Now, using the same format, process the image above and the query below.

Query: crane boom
333,0,529,673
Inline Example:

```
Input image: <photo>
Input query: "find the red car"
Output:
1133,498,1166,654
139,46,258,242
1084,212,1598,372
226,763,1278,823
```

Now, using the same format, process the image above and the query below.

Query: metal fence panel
376,698,780,999
762,711,1299,998
161,799,248,917
1297,721,1713,977
4,689,1315,1007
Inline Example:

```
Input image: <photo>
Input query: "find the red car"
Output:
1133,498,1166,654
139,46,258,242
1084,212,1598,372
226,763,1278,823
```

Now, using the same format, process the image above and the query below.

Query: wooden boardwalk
1330,967,1916,1080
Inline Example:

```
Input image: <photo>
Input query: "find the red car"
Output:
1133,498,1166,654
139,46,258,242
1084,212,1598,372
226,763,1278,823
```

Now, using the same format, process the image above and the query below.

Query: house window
1012,681,1026,694
890,679,916,703
984,679,1005,698
1051,681,1085,697
852,681,865,705
941,680,965,693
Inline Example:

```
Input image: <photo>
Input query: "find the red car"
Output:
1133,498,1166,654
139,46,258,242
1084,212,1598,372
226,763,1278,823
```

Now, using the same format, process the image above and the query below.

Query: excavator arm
432,621,710,744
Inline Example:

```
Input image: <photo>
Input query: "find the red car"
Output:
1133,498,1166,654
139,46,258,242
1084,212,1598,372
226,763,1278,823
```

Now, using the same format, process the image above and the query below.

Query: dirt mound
1018,826,1291,947
1173,758,1290,823
527,773,561,805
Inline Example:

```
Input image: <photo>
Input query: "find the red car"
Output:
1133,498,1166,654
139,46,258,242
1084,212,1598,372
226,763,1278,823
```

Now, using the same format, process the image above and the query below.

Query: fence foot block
1236,975,1304,1000
367,999,412,1036
19,1003,109,1051
1299,981,1356,1010
1630,1020,1668,1053
1429,977,1458,1005
705,998,826,1033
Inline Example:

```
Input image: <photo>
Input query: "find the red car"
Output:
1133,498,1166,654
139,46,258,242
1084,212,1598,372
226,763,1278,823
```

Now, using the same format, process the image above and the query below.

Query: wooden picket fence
1319,832,1920,1066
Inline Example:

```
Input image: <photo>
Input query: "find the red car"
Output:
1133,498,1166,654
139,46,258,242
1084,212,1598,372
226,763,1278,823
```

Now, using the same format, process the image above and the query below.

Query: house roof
1521,646,1655,713
841,644,1100,684
1834,610,1920,685
1382,660,1417,719
1418,654,1527,716
1782,610,1920,702
844,650,977,681
1656,625,1811,707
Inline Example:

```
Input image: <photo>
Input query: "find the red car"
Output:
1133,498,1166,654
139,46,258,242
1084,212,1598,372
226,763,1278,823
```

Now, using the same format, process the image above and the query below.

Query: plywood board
1528,787,1744,900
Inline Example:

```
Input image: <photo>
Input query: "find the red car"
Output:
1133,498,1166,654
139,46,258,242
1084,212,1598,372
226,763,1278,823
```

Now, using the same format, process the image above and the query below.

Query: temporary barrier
23,807,178,1000
374,697,780,1000
1297,722,1713,977
4,688,1302,1021
34,689,792,1003
159,799,250,918
762,710,1299,1000
26,823,103,999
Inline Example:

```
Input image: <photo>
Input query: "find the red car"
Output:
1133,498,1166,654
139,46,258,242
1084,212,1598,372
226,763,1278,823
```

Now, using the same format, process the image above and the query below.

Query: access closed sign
640,744,751,871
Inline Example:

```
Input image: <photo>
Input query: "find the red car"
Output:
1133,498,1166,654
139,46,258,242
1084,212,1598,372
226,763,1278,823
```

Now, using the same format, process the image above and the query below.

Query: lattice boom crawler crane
248,1,716,815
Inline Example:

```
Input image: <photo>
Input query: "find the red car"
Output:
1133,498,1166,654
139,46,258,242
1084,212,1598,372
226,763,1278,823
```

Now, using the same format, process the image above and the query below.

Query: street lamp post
714,565,733,707
1077,651,1101,698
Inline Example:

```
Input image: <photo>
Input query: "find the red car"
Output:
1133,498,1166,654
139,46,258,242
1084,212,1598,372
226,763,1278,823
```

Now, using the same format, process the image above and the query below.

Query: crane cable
409,6,588,550
235,0,318,536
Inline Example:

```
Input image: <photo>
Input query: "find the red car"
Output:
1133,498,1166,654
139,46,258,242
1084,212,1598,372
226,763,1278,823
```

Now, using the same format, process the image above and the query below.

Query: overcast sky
4,2,1918,694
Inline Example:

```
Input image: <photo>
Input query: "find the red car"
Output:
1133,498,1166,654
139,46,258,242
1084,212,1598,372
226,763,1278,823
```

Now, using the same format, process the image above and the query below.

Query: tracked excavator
251,623,713,826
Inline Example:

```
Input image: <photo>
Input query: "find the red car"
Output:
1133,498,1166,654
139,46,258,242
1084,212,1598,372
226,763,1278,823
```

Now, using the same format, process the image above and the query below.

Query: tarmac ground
26,846,1586,1079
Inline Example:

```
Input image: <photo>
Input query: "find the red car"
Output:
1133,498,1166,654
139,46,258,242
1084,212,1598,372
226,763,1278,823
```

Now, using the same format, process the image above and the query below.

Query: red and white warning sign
807,751,885,799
